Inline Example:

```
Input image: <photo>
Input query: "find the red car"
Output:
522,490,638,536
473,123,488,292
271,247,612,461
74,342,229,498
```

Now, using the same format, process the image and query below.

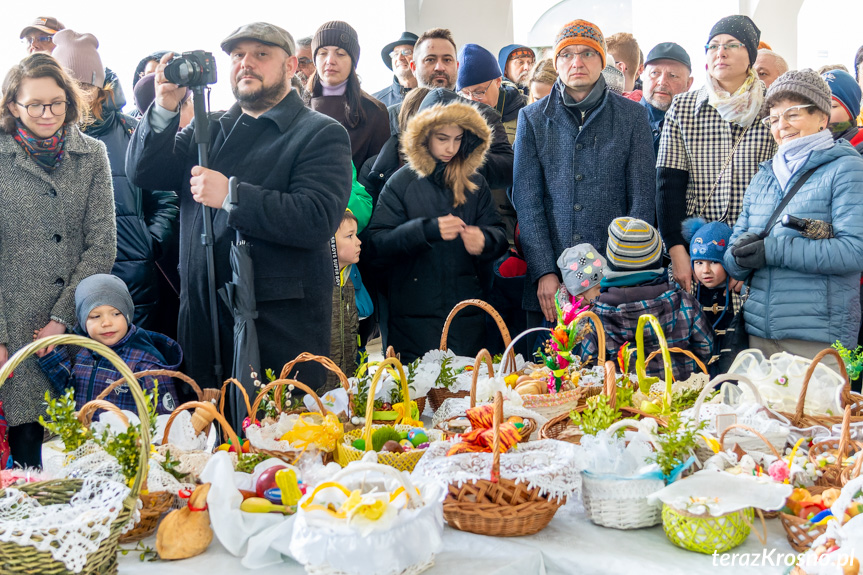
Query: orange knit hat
553,19,606,69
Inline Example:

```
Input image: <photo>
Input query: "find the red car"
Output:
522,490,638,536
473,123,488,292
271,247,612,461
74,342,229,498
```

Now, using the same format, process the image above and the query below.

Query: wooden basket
428,299,515,413
443,392,563,536
218,377,254,432
435,349,536,443
337,357,442,472
662,505,765,554
808,406,862,487
385,345,425,416
779,485,833,552
718,423,784,519
841,443,863,486
0,334,148,574
279,352,351,415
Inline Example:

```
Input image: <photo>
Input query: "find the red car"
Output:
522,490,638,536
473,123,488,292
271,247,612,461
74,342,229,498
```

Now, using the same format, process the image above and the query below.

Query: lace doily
160,410,208,451
246,412,304,452
412,439,581,501
430,396,548,430
0,478,130,573
60,442,126,485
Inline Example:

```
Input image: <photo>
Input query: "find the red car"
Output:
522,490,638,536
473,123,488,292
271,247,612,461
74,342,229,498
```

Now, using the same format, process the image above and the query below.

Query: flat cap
221,22,295,56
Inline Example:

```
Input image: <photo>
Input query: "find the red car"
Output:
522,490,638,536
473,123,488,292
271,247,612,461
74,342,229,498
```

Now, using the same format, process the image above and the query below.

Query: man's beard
418,70,454,90
513,69,530,87
646,87,673,111
232,67,289,112
395,65,414,83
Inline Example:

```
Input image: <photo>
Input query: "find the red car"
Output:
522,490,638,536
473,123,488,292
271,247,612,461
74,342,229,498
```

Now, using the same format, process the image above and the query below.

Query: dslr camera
164,50,217,87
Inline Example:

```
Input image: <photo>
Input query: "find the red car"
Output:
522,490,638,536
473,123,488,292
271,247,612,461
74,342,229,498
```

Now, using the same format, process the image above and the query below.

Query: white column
403,0,514,55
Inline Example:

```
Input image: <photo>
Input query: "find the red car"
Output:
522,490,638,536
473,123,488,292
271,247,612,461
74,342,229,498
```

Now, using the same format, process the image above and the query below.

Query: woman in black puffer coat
366,89,508,361
54,30,178,330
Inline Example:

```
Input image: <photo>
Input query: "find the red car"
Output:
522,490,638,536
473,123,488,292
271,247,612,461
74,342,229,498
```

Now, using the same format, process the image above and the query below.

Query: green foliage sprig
40,389,93,451
235,452,269,474
569,395,621,436
648,414,706,478
833,341,863,380
436,356,456,390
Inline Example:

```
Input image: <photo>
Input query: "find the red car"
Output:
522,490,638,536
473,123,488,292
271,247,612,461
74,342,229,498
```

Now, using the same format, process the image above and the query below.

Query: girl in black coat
367,90,508,361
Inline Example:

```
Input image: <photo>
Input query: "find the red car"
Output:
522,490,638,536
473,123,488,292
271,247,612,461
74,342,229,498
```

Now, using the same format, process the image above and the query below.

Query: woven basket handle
219,378,253,423
314,461,425,510
834,406,853,473
440,299,515,369
0,334,149,500
96,369,203,401
795,348,850,422
604,360,618,409
163,400,240,450
499,327,552,376
606,417,658,446
718,423,781,458
691,373,763,423
490,391,503,484
850,439,863,480
250,378,327,418
577,310,606,364
279,352,352,413
645,347,708,377
634,314,673,399
469,349,495,408
77,399,131,428
386,346,398,360
361,357,409,451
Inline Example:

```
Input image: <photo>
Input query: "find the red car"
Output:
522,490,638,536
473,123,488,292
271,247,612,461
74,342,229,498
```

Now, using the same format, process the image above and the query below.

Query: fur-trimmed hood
402,89,492,185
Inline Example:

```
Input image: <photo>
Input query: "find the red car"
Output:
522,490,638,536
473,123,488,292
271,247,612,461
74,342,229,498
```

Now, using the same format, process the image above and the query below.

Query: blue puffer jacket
724,141,863,347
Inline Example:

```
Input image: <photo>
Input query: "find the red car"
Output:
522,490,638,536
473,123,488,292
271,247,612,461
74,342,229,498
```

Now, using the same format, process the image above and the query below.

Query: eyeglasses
389,48,413,59
460,79,494,99
15,101,68,118
557,49,599,63
760,104,814,127
510,56,535,66
297,57,312,66
21,35,53,45
705,42,746,53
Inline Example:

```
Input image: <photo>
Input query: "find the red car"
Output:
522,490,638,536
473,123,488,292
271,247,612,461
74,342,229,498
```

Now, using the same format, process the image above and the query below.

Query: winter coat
38,324,182,414
126,89,353,391
372,77,413,108
84,112,178,329
0,127,117,426
513,81,657,312
724,140,863,347
329,268,359,390
495,83,526,144
640,96,667,156
577,280,714,380
834,125,863,154
367,98,508,361
358,133,402,207
308,87,390,171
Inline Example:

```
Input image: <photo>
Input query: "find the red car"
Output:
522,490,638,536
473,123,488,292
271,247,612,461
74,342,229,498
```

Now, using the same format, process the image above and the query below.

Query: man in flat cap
126,22,353,398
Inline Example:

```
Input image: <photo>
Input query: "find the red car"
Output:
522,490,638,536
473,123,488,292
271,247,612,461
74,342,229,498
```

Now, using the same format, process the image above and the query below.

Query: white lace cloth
245,413,306,453
0,477,130,573
412,439,581,501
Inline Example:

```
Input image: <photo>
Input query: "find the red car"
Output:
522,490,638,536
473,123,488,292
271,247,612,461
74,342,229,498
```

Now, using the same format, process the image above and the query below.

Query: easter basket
426,299,515,413
809,406,863,488
841,439,863,486
289,462,444,575
0,334,148,575
279,353,354,420
661,505,761,554
779,484,837,552
434,350,536,443
384,346,426,416
337,357,444,472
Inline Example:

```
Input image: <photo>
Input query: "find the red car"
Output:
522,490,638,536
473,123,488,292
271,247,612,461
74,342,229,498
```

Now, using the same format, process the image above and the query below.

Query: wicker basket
442,392,563,536
808,406,862,487
435,349,537,443
218,377,254,433
841,442,863,486
662,504,765,554
717,423,784,519
427,299,515,413
384,346,426,416
779,485,833,552
0,334,148,575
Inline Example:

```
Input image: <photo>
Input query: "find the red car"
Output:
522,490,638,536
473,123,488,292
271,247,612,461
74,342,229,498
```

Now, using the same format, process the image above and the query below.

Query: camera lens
164,58,199,86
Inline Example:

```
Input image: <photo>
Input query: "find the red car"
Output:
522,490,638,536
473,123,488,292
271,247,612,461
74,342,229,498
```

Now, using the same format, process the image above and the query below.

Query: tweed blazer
0,126,116,425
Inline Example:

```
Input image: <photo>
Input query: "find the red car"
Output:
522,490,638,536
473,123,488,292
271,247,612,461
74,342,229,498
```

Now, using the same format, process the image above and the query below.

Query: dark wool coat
0,127,117,426
372,76,412,108
513,82,657,312
126,90,353,391
367,99,508,361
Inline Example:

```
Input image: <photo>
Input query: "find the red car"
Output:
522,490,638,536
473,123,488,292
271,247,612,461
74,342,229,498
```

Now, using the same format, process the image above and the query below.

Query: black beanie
312,21,360,68
708,15,761,66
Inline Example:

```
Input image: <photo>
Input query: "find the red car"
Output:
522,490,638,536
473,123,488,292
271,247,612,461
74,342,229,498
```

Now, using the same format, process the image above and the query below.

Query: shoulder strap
759,167,818,239
695,125,749,218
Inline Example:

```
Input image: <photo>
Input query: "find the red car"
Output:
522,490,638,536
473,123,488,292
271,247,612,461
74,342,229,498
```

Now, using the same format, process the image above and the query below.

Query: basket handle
218,378,253,423
279,352,352,413
499,327,552,376
0,334,149,500
490,391,504,484
163,400,241,450
469,349,495,408
250,378,328,419
604,360,619,409
833,406,853,473
634,314,673,399
718,423,781,459
691,373,764,423
605,417,658,444
645,347,708,377
77,399,131,428
850,437,863,480
440,299,515,368
361,357,409,451
740,508,768,547
386,346,398,360
577,310,606,364
794,348,851,422
96,369,203,401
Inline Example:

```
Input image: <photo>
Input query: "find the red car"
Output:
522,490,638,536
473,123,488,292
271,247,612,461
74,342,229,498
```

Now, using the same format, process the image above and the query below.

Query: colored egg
352,438,366,450
382,440,404,453
217,443,230,452
416,442,430,449
398,431,409,440
410,433,428,447
407,428,425,440
507,416,524,424
399,439,414,451
263,488,282,504
513,422,524,430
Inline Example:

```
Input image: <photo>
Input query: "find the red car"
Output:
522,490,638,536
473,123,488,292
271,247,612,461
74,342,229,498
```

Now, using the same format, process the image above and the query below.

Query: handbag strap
695,125,749,218
758,167,818,239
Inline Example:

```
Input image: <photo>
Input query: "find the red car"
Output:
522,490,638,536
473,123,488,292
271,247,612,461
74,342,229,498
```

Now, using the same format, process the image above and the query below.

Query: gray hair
757,49,789,74
297,36,313,49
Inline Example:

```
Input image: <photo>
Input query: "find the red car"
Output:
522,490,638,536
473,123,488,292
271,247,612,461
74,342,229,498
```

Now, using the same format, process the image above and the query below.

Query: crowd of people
1,13,863,468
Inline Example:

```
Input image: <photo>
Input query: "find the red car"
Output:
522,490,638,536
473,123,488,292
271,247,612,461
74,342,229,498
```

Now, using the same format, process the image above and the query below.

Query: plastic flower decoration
539,295,590,393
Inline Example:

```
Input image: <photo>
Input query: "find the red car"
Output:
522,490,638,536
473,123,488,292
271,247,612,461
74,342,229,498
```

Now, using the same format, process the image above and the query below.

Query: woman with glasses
724,69,863,360
657,15,777,293
0,53,116,467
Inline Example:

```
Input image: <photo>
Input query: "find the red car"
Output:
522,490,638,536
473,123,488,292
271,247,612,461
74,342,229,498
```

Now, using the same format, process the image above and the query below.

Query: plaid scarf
12,121,65,172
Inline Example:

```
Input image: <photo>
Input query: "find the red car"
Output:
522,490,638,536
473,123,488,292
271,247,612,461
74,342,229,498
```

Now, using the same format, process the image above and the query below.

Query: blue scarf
772,129,833,191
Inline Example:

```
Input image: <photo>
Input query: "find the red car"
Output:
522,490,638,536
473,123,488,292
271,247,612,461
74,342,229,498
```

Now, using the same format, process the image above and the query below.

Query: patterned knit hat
313,21,360,67
553,20,606,69
766,69,832,117
708,15,761,66
52,29,105,88
557,243,607,296
682,218,732,265
606,217,663,271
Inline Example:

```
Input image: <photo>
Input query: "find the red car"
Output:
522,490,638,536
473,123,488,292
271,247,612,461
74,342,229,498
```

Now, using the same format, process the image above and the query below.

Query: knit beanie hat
75,274,135,329
766,69,832,117
606,217,663,271
553,20,606,69
312,21,360,68
708,15,761,66
682,218,732,265
456,44,502,91
822,69,862,121
602,64,624,94
558,243,608,296
52,29,105,88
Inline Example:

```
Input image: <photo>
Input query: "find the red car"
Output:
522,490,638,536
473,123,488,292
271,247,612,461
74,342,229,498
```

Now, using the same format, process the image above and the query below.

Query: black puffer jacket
367,94,508,361
84,109,178,329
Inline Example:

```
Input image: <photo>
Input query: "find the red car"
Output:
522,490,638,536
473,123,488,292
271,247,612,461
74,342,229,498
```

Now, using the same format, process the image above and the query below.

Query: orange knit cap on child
553,19,606,69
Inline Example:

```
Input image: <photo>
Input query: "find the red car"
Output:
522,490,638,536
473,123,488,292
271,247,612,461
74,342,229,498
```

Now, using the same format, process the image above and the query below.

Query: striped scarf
12,121,65,172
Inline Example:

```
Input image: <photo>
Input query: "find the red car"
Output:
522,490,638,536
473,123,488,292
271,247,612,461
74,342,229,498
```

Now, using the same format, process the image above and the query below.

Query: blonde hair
606,32,640,80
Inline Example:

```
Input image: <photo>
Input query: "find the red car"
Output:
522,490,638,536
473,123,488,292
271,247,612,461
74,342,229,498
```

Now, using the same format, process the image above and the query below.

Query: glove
731,233,766,270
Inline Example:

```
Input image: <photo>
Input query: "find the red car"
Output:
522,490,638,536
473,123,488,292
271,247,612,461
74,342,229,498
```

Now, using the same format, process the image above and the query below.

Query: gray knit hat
75,274,135,330
606,217,663,271
558,243,608,296
766,68,832,117
312,21,360,68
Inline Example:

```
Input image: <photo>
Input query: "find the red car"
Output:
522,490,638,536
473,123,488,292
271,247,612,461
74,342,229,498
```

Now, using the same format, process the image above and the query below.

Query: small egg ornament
407,428,425,441
409,432,428,448
399,439,414,451
507,416,524,424
263,488,282,505
416,442,430,449
382,440,404,453
350,416,360,425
